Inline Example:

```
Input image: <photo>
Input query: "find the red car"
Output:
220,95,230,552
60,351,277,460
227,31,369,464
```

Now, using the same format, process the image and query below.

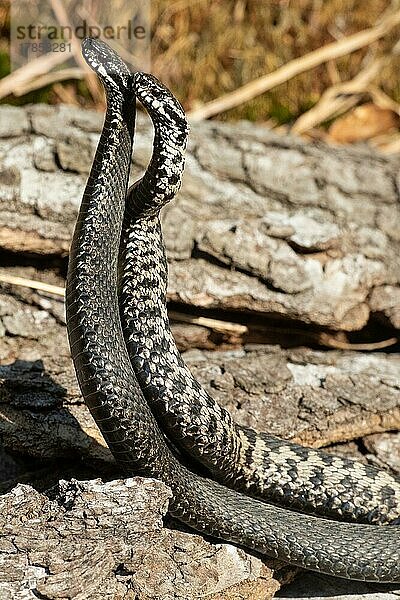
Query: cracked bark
0,281,398,598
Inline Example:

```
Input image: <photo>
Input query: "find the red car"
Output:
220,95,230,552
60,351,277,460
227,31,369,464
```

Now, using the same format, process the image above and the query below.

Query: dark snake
66,38,400,582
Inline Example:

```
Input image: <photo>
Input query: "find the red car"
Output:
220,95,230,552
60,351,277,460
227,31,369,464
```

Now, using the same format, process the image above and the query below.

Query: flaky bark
0,281,398,598
0,478,286,600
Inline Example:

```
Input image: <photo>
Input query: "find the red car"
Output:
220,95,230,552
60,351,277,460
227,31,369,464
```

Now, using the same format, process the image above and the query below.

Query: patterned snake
66,38,400,582
120,67,400,527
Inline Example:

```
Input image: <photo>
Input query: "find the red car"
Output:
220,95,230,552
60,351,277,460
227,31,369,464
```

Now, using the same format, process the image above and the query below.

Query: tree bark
0,280,398,598
0,477,288,599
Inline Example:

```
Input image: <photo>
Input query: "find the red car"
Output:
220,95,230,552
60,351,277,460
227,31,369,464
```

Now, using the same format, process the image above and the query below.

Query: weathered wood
1,104,400,332
363,431,400,474
0,477,286,599
0,280,399,465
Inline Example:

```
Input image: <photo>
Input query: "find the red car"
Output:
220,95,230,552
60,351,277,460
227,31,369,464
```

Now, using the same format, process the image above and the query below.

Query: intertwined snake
66,38,400,582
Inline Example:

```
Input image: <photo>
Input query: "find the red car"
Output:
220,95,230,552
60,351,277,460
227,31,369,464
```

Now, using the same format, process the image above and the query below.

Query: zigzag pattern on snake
119,68,400,526
65,37,400,582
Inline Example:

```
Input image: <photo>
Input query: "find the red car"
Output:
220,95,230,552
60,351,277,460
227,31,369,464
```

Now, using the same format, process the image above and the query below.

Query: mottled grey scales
66,38,400,583
119,61,400,527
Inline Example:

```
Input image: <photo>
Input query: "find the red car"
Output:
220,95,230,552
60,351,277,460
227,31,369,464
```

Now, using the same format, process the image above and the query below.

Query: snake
65,37,400,582
118,56,400,527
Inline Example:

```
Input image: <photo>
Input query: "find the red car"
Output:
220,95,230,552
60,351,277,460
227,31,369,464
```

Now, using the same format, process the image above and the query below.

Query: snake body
119,69,400,526
66,38,400,582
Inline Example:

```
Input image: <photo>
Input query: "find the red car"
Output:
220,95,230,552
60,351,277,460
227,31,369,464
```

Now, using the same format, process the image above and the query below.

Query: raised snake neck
119,64,400,527
66,38,400,582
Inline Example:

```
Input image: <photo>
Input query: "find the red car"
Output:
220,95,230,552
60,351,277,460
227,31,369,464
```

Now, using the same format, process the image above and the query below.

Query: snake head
124,72,190,217
82,37,133,95
133,71,189,149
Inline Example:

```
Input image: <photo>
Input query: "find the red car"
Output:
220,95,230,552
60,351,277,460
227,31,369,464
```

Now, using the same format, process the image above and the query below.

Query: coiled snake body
66,38,400,582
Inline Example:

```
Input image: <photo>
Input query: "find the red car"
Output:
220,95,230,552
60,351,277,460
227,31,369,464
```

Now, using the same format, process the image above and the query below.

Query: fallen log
0,292,398,598
0,104,399,332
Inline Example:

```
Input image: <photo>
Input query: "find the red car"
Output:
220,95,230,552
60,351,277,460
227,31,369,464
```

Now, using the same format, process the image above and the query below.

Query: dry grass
150,0,400,122
1,0,400,126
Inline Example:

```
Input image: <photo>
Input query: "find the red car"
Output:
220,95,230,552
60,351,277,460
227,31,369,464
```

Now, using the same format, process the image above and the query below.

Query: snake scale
66,38,400,582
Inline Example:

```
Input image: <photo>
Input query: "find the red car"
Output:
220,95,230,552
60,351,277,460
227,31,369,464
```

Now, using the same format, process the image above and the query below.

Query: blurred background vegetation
1,0,400,146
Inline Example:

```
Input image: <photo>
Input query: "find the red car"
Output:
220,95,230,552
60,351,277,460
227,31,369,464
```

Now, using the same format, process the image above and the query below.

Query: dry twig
13,67,84,97
0,273,396,351
291,59,383,134
0,273,65,297
367,85,400,115
0,52,70,100
169,311,247,335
